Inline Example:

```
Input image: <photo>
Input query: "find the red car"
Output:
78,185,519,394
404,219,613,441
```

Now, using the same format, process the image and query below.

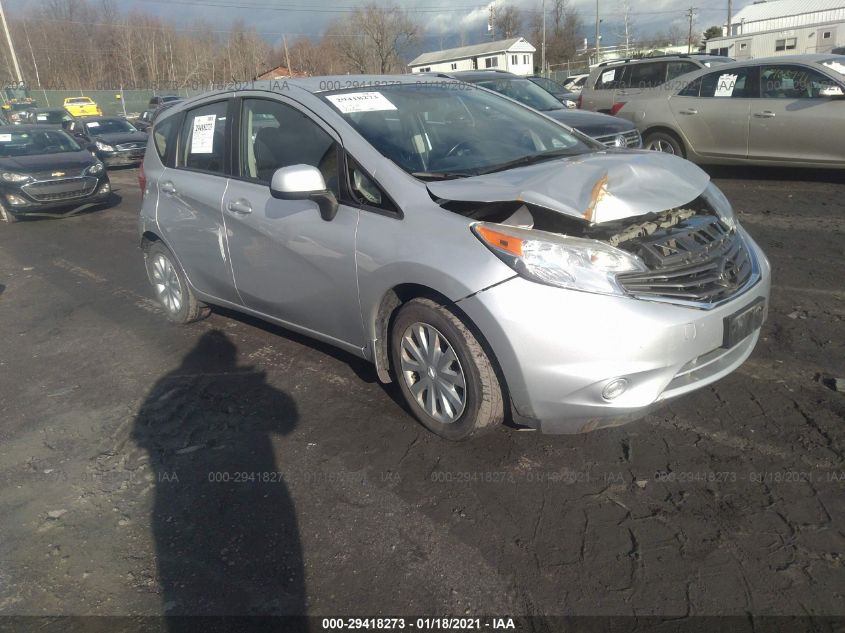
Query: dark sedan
527,75,579,107
0,125,111,223
434,71,642,149
20,108,75,127
67,116,147,166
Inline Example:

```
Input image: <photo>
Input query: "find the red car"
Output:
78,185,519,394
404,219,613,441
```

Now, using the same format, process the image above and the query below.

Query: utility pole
595,0,600,64
0,0,22,85
727,0,733,36
541,0,546,76
283,34,292,76
687,6,697,53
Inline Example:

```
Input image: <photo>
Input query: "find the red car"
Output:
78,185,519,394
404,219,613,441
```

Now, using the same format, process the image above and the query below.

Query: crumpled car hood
427,150,710,224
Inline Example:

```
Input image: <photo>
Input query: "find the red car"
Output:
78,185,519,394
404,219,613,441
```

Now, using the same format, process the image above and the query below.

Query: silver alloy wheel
151,253,183,315
646,138,677,154
399,322,467,424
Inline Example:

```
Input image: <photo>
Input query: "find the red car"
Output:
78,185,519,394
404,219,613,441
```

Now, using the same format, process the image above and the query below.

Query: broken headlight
702,182,736,231
473,223,647,296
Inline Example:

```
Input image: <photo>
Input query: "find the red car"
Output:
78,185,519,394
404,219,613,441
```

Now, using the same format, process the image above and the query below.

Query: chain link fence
16,87,208,118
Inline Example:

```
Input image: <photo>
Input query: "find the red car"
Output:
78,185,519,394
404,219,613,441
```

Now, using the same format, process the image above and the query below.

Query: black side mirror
269,165,339,221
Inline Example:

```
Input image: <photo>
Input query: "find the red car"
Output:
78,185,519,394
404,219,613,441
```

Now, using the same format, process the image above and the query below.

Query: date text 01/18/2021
320,617,517,630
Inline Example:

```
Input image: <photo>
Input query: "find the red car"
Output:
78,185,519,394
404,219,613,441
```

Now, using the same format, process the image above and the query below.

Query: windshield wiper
475,149,573,175
411,171,474,181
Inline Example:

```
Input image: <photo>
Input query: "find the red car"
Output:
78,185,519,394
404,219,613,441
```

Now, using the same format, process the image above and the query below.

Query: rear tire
144,242,210,324
643,131,685,157
389,298,504,440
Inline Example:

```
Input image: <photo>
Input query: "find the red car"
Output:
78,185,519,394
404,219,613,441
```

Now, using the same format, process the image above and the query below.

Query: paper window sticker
326,92,397,114
191,114,216,154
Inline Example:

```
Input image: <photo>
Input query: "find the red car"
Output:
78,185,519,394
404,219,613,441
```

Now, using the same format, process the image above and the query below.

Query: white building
408,37,536,76
705,0,845,59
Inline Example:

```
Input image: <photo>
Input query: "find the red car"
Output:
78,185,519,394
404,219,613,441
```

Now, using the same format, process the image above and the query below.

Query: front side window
346,157,396,213
179,101,228,174
322,83,595,177
239,98,338,195
699,67,755,98
760,65,842,98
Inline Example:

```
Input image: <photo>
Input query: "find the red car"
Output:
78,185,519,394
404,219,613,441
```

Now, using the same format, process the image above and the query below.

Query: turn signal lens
475,225,523,257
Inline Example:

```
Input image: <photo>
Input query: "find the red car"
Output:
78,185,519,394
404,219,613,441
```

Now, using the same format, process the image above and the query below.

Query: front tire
0,202,18,224
643,130,685,157
390,298,504,440
144,242,210,324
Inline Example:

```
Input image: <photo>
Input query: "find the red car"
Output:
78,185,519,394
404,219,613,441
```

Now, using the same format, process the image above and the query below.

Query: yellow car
63,96,103,117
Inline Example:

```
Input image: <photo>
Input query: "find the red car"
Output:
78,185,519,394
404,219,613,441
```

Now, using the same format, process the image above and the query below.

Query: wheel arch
642,125,688,158
372,283,514,425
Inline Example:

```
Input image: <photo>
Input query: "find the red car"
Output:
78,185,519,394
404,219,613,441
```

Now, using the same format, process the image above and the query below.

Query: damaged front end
430,154,757,307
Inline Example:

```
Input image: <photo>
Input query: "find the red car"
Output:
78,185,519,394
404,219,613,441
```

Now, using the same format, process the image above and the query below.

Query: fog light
97,183,111,195
602,378,629,401
6,194,28,206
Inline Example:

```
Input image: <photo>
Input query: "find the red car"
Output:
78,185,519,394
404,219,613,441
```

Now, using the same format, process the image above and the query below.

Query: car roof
669,53,845,76
157,74,479,113
597,54,732,68
0,124,66,131
80,116,124,123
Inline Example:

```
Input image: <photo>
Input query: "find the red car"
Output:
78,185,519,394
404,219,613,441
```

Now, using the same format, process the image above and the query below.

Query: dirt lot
0,166,843,627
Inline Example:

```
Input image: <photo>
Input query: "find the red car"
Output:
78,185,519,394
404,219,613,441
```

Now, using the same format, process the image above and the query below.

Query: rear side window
178,101,228,174
628,62,668,88
667,61,700,81
594,66,625,89
153,115,178,164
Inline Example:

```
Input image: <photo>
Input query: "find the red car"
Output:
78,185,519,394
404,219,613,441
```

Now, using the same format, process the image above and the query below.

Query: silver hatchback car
139,76,771,440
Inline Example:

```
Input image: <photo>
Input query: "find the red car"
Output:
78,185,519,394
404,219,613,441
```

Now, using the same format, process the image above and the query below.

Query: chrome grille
116,142,145,151
595,129,642,149
22,177,98,202
618,216,753,304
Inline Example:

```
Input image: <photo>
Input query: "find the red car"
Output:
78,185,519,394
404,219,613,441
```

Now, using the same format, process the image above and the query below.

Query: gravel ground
0,165,843,625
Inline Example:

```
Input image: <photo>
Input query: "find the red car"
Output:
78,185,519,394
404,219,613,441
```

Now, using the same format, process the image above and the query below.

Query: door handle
160,181,176,194
754,111,776,118
226,199,252,215
679,108,698,115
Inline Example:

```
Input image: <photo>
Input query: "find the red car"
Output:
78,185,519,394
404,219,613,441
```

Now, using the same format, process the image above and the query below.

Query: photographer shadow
131,330,307,629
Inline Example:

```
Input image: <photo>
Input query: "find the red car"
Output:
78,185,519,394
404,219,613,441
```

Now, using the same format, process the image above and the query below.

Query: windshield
0,129,82,157
67,98,93,104
822,57,845,79
474,78,564,111
86,119,137,135
322,82,595,177
34,111,72,124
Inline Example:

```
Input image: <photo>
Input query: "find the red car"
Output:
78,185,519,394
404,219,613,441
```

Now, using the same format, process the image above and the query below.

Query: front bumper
99,148,145,166
457,231,771,434
3,176,112,215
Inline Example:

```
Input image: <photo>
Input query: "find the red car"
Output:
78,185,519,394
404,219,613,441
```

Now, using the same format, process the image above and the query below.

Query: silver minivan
139,76,771,440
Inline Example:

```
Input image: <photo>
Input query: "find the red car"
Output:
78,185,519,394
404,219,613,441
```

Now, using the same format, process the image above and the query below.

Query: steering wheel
445,140,476,159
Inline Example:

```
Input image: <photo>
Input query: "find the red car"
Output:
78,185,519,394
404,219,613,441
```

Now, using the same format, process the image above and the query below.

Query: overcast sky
7,0,758,48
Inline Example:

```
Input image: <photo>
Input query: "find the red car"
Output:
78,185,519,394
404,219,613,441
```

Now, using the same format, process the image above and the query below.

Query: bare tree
493,4,523,40
327,3,420,75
